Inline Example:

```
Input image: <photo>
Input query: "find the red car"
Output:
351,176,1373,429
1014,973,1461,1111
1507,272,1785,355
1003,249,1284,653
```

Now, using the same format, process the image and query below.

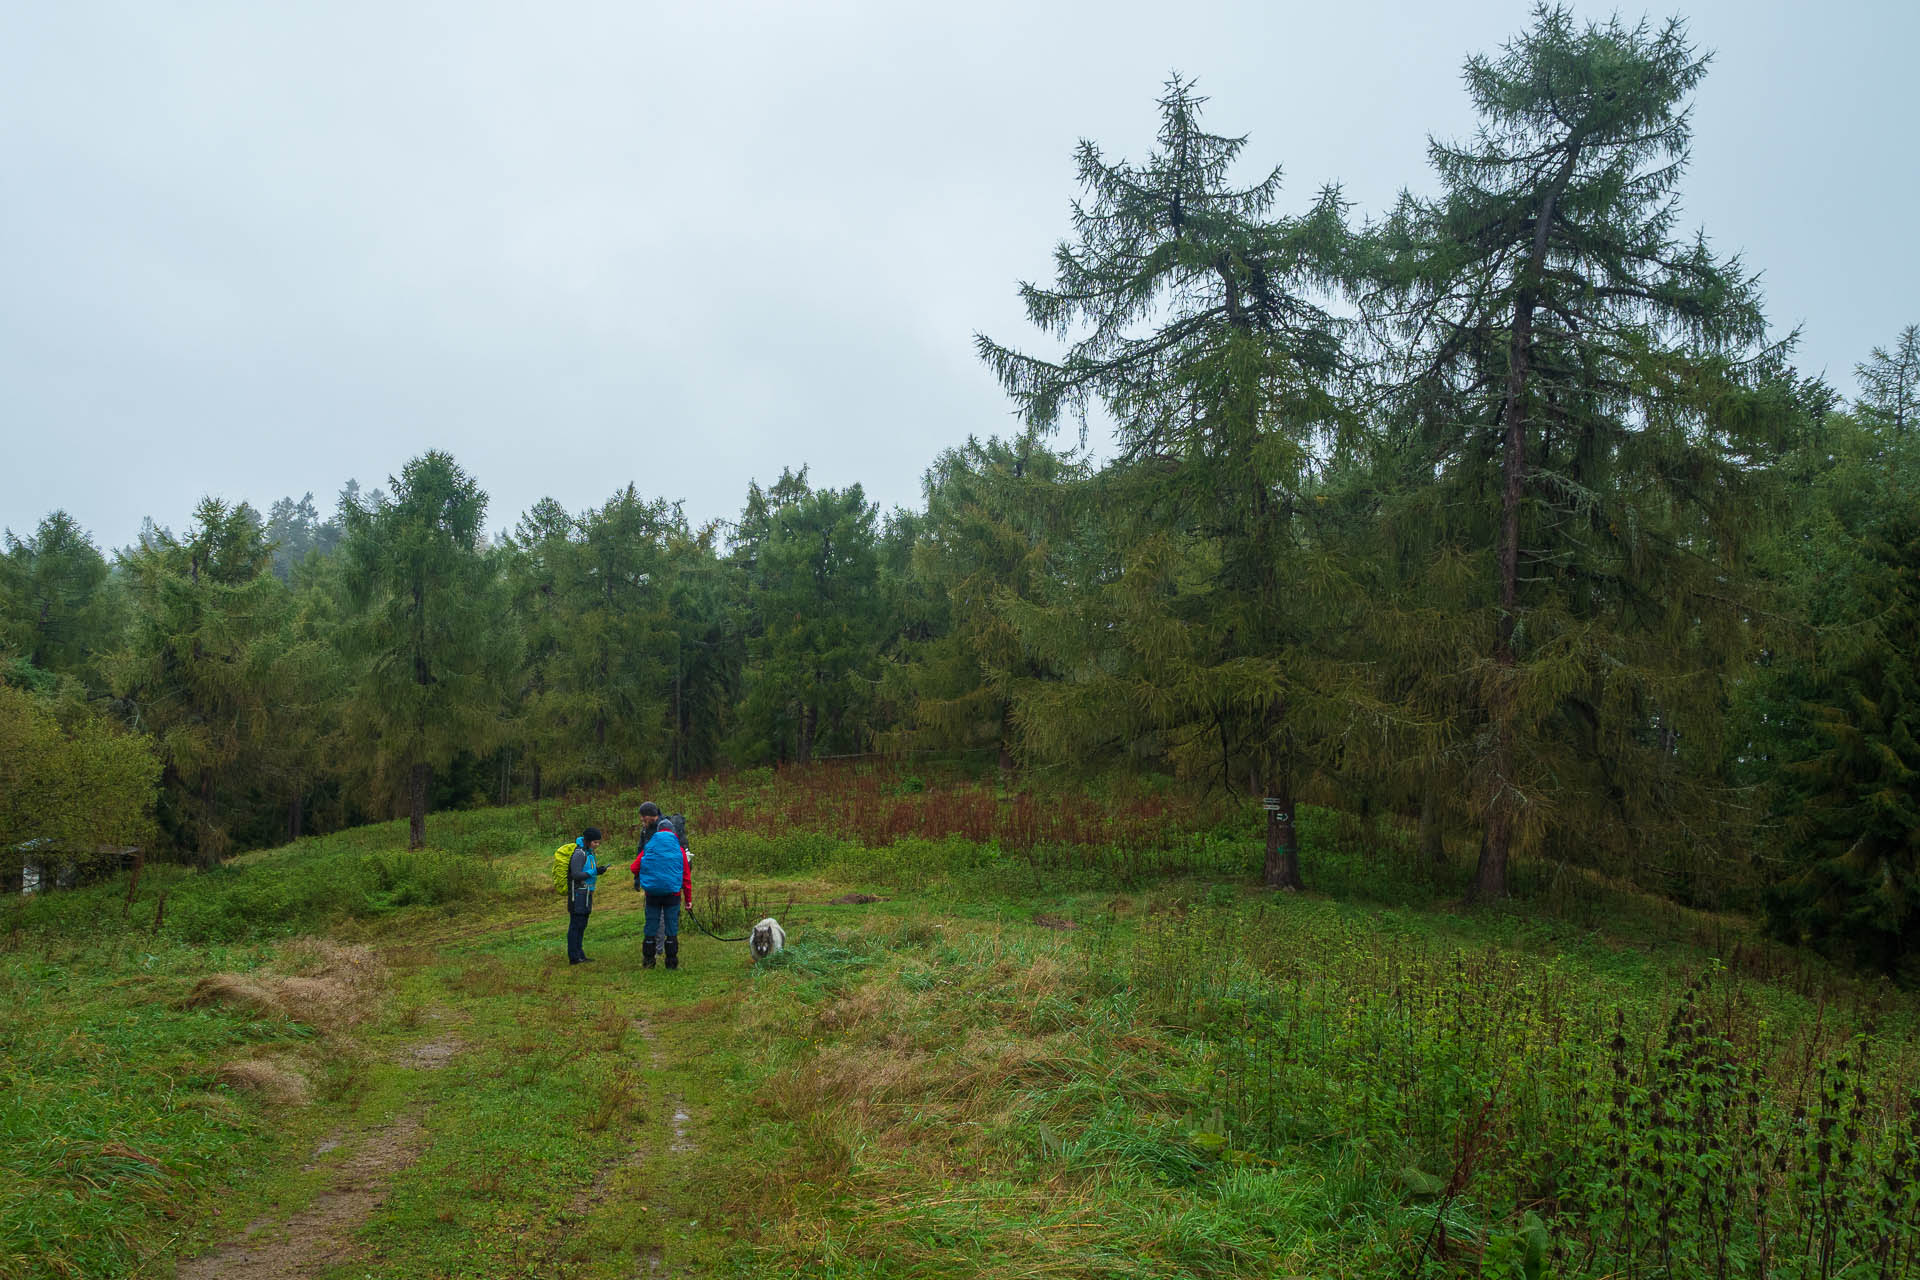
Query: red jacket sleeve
681,846,693,903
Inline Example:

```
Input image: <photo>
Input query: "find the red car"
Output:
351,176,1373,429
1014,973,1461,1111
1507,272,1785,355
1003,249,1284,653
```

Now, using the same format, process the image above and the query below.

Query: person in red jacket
631,801,692,969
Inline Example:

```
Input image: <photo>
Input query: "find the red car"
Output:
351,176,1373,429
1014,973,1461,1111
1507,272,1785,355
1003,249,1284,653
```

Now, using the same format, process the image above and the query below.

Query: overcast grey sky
3,0,1914,552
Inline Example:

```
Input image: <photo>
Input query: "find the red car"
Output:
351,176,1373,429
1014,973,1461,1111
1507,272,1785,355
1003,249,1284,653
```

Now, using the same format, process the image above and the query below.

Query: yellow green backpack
551,842,575,895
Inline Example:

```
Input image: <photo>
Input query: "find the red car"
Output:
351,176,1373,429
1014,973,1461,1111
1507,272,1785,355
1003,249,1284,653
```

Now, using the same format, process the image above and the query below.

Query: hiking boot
664,939,679,971
642,938,657,969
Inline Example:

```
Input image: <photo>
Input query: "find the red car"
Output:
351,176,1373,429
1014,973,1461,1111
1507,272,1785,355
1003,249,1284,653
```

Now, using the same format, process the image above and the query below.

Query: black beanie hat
582,827,603,843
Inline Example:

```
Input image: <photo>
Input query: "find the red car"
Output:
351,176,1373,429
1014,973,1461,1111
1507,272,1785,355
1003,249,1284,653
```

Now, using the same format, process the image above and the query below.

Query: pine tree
1294,406,1479,868
660,521,740,779
501,496,573,801
1369,6,1777,899
977,77,1356,888
1767,509,1920,977
888,435,1086,771
731,469,884,765
257,549,349,843
339,452,514,849
111,499,287,860
1,511,119,691
541,485,678,788
1736,405,1920,973
264,492,344,581
1856,324,1920,435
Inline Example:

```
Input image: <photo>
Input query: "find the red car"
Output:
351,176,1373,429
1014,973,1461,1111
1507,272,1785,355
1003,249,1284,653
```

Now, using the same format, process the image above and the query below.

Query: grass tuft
214,1057,313,1106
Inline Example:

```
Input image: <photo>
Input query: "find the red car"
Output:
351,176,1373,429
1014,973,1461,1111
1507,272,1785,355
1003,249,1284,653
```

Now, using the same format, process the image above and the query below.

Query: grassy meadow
6,765,1920,1278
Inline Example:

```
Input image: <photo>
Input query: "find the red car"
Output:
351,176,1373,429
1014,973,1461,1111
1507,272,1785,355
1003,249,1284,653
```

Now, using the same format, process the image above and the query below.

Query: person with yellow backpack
557,827,607,965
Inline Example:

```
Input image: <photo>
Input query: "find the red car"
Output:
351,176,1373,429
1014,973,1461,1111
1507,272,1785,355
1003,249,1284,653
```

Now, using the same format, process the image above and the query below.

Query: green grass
0,934,349,1278
5,785,1919,1278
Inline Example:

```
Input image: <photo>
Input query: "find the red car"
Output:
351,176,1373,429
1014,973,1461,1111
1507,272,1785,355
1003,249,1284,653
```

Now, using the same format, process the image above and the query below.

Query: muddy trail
174,1112,429,1280
164,899,759,1280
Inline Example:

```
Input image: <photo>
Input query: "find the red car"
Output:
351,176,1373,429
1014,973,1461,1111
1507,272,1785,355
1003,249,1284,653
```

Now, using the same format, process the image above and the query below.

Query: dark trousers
644,893,682,939
567,910,590,963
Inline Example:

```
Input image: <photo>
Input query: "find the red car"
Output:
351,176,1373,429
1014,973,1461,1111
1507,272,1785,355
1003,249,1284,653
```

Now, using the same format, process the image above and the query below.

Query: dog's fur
749,917,786,961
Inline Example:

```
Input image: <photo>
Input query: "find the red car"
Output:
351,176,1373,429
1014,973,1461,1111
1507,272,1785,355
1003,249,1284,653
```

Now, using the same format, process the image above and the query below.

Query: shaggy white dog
750,917,786,961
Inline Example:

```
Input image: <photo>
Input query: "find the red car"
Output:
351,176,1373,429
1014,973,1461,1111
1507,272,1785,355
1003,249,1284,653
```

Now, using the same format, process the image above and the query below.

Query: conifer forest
6,6,1920,982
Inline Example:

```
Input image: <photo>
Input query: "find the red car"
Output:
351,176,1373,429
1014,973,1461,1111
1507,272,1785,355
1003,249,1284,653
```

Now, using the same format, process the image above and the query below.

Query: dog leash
682,907,752,943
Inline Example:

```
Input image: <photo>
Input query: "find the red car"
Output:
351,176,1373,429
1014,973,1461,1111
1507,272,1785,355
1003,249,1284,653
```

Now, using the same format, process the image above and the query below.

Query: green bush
0,684,157,876
699,828,852,876
166,847,500,941
16,841,501,942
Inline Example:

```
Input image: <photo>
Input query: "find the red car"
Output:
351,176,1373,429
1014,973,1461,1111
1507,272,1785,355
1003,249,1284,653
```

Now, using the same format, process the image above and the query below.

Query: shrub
15,840,500,942
0,684,157,880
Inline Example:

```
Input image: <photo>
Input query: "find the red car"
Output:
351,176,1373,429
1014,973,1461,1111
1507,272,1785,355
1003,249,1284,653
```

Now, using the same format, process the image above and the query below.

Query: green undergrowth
8,811,529,944
6,796,1920,1278
705,894,1920,1278
0,934,372,1278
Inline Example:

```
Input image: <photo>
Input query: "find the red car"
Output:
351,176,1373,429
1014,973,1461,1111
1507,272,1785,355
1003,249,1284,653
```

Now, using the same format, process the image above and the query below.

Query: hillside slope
6,791,1919,1278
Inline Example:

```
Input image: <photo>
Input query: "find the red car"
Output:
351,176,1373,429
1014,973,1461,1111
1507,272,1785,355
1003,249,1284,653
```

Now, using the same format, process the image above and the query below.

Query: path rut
173,1112,428,1280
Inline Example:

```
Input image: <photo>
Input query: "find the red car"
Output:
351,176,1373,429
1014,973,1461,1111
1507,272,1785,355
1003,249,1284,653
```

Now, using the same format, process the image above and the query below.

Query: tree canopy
5,8,1915,977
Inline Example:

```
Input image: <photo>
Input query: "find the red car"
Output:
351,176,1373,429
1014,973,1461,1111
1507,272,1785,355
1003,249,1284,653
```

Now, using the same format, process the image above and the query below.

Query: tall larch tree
977,77,1357,889
1370,6,1778,900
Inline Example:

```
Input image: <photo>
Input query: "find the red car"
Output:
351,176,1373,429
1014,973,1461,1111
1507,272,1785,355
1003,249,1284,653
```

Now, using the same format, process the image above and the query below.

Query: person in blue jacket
631,802,692,970
565,827,607,966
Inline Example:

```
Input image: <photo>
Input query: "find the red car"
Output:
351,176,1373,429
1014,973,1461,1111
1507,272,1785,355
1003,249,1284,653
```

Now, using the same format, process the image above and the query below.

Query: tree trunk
1418,785,1445,866
287,792,304,842
1470,822,1507,904
1477,286,1532,904
797,699,816,766
200,771,220,866
1262,772,1304,891
998,703,1016,773
1472,150,1577,904
673,655,683,779
408,761,430,850
531,760,543,803
122,848,143,919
